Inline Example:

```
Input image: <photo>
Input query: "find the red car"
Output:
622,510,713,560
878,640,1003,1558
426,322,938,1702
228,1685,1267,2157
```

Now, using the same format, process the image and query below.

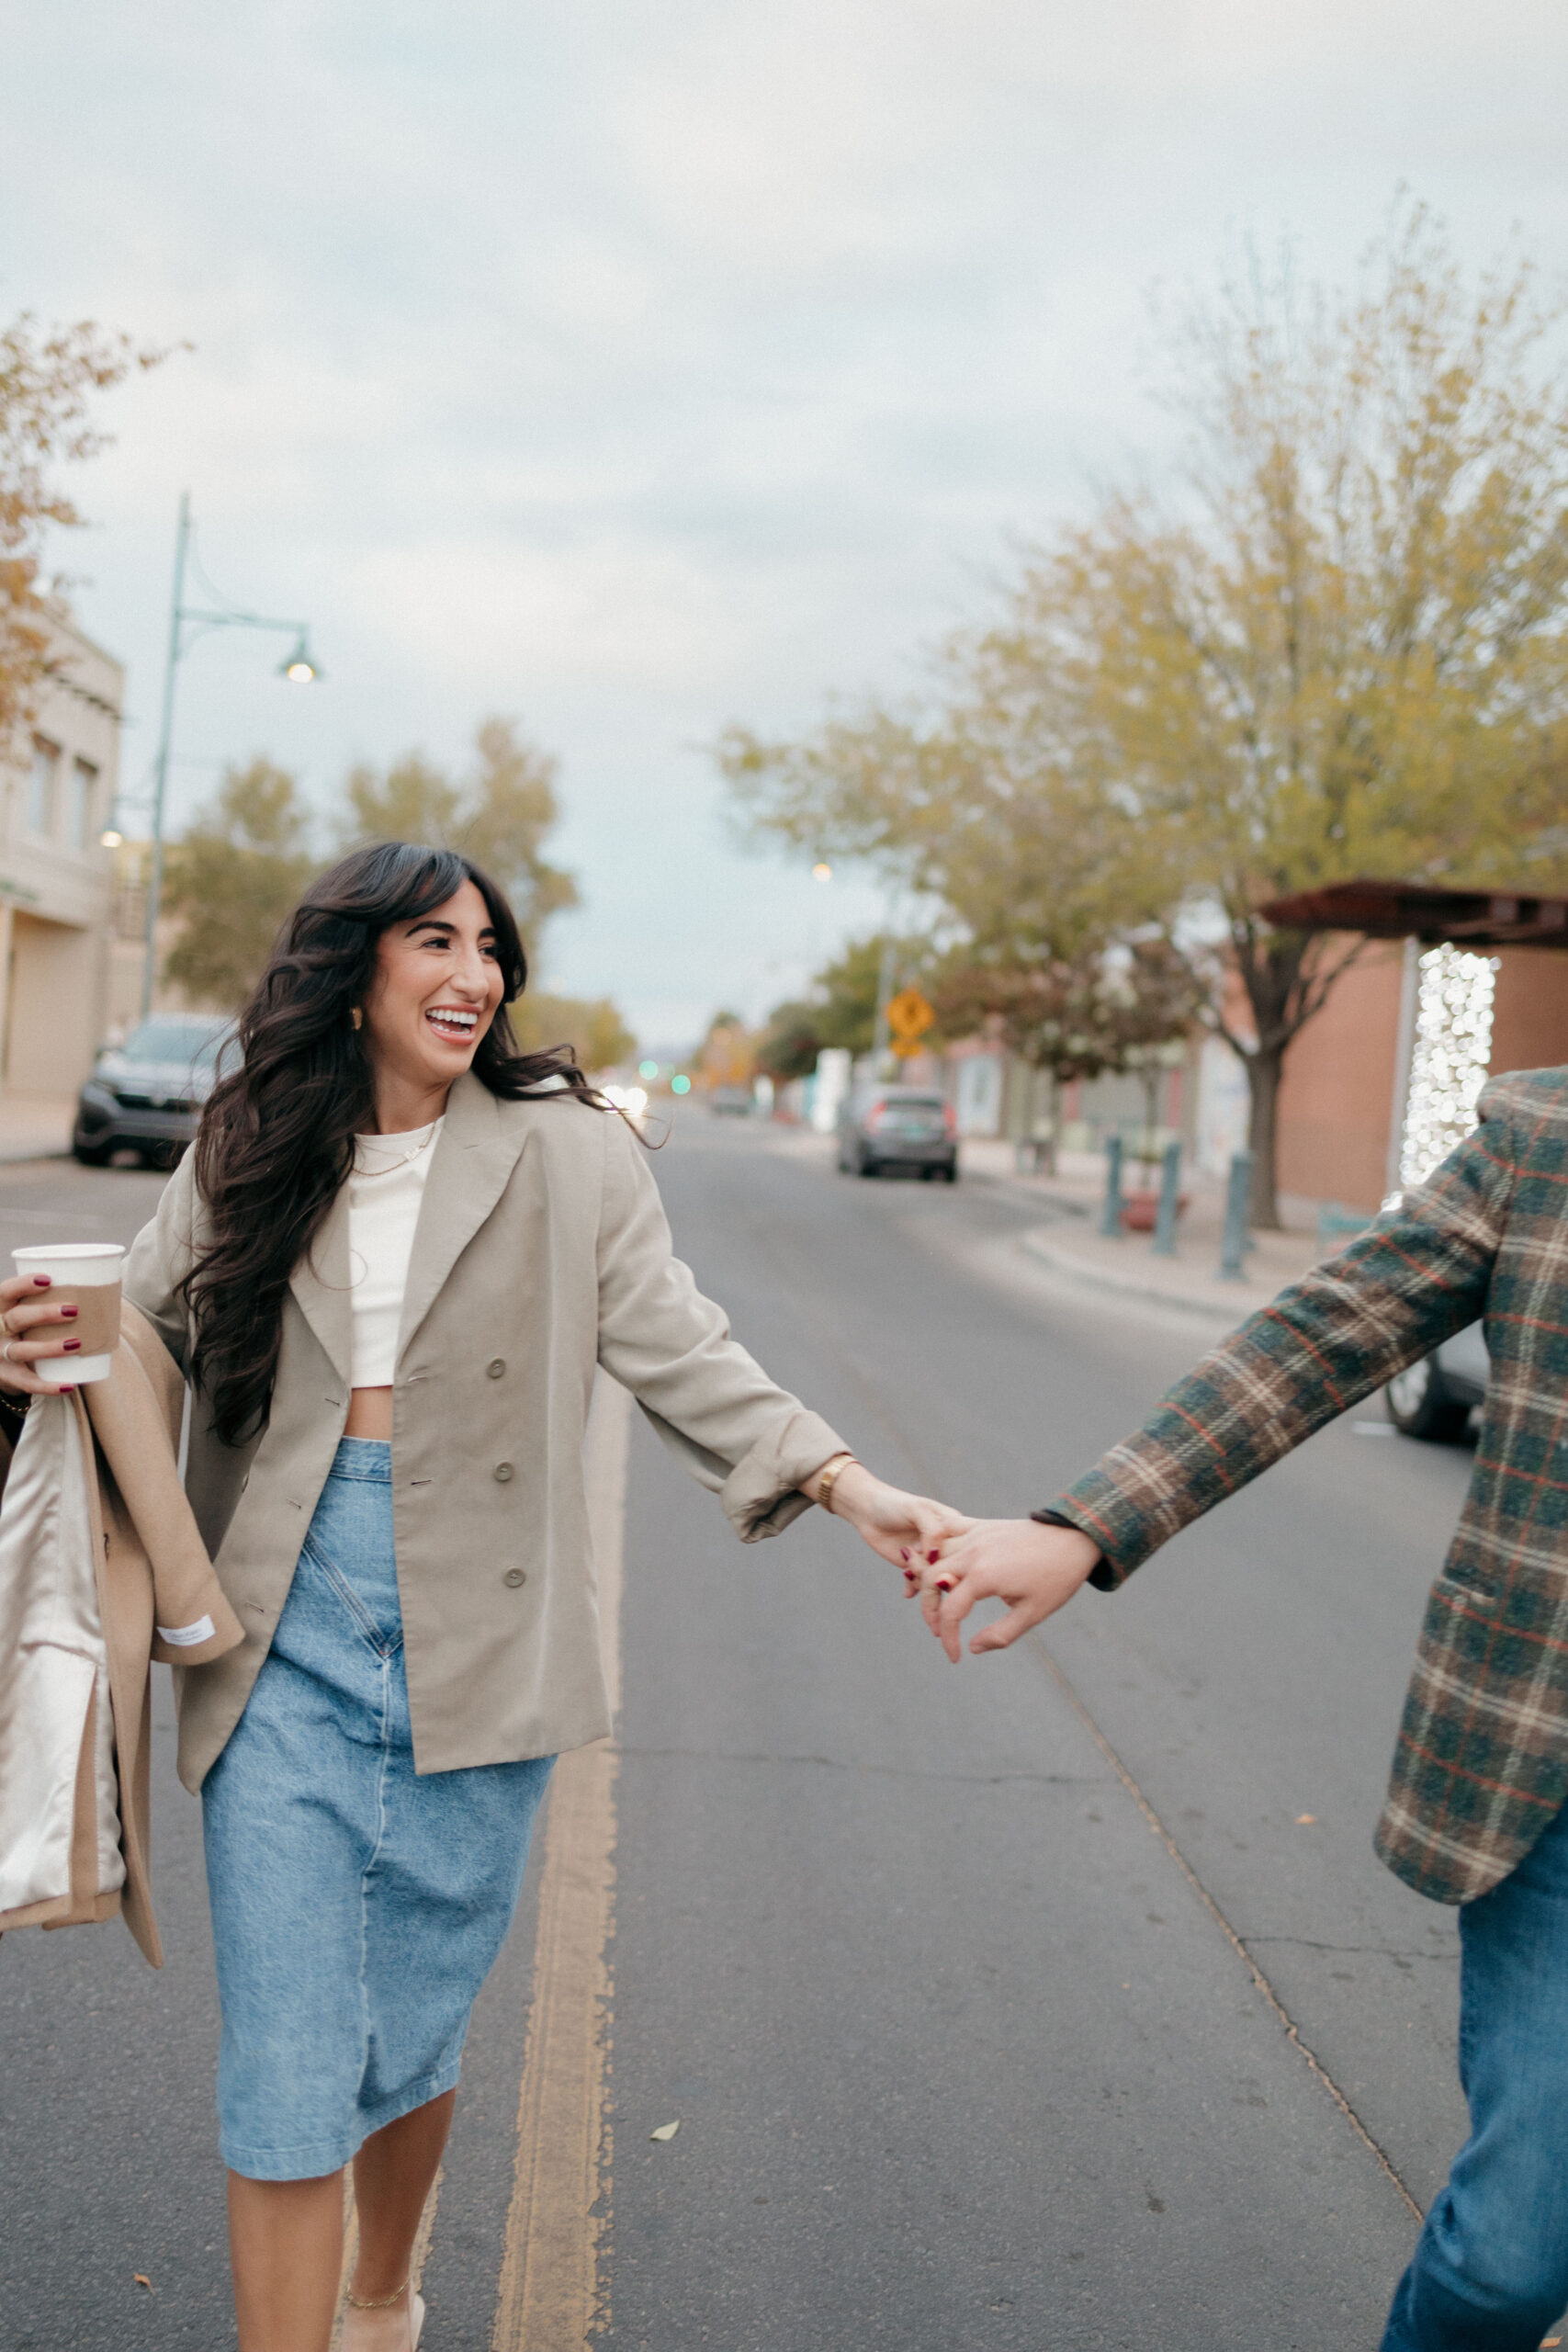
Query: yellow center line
491,1371,629,2351
330,1373,629,2348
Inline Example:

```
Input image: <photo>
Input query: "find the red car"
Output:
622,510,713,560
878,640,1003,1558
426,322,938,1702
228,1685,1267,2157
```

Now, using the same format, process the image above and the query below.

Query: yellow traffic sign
886,987,935,1057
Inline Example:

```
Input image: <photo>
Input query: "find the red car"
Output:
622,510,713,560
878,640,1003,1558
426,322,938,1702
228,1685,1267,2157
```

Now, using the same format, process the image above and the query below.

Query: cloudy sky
7,0,1568,1045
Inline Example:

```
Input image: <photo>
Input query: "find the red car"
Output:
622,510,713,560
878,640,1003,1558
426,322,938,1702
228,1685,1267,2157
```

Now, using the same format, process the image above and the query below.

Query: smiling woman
183,842,592,1451
2,837,966,2352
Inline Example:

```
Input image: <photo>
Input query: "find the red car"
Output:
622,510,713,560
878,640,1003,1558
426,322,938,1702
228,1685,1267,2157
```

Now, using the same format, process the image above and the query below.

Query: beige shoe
342,2285,424,2350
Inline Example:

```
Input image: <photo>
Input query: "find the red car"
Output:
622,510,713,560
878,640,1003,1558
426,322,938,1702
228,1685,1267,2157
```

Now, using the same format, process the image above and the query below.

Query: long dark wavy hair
185,840,601,1445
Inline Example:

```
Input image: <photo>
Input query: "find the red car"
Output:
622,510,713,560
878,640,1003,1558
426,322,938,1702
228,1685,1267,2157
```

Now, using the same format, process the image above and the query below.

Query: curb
1019,1227,1269,1330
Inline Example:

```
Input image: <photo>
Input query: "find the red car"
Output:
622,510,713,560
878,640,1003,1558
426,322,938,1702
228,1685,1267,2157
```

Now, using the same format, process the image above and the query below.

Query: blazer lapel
397,1072,528,1371
288,1181,354,1389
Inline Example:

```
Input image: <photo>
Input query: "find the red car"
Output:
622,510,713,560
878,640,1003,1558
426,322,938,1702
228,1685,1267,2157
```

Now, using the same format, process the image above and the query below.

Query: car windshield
117,1019,231,1070
886,1095,944,1111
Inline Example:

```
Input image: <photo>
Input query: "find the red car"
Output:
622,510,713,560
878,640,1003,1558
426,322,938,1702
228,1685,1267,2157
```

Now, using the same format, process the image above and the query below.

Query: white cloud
6,0,1568,1038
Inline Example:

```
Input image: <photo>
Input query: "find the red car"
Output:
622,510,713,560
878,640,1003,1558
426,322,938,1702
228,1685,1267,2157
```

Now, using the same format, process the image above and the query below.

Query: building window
68,757,97,852
28,739,59,838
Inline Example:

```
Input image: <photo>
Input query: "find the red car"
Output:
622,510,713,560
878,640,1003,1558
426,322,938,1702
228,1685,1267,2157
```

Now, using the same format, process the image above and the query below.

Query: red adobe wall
1490,949,1568,1078
1274,941,1406,1210
1271,941,1568,1212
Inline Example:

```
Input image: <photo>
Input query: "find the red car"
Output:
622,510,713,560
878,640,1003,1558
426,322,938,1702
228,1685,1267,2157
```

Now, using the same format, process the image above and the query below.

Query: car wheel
72,1136,111,1167
858,1154,879,1178
1385,1354,1471,1442
942,1162,958,1183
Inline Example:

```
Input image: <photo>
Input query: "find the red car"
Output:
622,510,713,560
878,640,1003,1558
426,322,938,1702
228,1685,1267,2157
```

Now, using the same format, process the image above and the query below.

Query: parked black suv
73,1015,234,1167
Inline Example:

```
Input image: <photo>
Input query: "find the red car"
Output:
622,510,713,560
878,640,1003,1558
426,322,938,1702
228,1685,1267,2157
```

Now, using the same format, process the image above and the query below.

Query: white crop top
347,1118,443,1387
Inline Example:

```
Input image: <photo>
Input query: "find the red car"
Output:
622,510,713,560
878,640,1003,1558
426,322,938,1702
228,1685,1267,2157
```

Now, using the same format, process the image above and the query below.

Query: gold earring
350,1006,363,1031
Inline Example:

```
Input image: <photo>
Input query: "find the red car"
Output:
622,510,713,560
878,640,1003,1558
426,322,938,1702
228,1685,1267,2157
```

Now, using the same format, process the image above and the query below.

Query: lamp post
141,491,321,1019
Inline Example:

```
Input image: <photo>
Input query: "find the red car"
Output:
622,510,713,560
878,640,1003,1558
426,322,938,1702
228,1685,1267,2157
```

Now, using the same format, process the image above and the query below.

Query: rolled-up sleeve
593,1115,848,1541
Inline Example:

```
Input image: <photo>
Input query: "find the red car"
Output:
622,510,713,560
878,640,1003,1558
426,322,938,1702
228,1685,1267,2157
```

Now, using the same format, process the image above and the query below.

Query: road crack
616,1742,1097,1788
1025,1634,1425,2223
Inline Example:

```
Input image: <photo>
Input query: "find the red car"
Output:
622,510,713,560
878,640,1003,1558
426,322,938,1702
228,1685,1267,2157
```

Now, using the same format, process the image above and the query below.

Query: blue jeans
1382,1798,1568,2349
203,1438,554,2180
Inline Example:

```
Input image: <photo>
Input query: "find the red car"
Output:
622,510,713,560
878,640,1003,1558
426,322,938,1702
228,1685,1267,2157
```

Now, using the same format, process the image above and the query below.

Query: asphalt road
0,1122,1494,2349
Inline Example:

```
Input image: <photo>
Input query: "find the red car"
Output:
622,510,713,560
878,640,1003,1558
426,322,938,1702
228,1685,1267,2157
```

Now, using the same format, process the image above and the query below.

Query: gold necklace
355,1123,437,1177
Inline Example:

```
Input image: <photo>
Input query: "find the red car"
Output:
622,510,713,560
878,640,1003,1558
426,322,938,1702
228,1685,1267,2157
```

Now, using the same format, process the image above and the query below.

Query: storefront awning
1259,878,1568,949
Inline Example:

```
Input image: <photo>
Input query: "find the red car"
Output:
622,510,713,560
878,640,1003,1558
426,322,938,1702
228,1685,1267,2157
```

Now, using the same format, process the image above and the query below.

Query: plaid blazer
1052,1067,1568,1907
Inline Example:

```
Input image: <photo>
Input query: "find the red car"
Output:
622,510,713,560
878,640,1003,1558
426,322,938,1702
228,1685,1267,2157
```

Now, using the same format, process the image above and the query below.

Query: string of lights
1397,944,1499,1191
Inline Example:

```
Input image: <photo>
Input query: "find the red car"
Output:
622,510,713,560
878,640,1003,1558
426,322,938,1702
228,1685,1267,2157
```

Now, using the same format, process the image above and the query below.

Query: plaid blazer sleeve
1049,1079,1524,1587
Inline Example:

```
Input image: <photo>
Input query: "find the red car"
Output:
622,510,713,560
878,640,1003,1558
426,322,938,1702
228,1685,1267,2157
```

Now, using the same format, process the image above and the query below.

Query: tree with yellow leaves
0,312,170,756
723,200,1568,1225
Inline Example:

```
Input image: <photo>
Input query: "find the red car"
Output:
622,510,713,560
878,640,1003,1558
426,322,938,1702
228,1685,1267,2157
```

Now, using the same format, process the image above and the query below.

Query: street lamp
140,491,321,1018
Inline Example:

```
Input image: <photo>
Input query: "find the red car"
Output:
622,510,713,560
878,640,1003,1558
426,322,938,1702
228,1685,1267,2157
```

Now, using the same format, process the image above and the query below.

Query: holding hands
902,1517,1100,1659
807,1453,970,1567
812,1452,1100,1657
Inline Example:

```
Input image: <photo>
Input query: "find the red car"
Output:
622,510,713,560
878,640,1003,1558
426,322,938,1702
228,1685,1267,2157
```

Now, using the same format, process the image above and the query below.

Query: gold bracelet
815,1453,857,1515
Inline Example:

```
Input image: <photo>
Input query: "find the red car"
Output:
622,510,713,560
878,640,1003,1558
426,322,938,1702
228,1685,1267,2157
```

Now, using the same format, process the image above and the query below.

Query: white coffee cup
11,1242,126,1385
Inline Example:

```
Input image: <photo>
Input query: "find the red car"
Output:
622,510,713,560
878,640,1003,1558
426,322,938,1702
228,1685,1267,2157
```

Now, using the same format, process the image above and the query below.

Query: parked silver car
1385,1319,1489,1441
73,1014,235,1168
837,1085,958,1181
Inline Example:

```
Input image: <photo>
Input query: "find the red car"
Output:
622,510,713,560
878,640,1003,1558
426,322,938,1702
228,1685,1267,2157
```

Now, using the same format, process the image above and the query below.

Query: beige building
1,612,124,1101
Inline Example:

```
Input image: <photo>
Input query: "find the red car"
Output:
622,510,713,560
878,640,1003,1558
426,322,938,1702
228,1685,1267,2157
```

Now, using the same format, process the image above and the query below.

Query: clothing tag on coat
156,1615,216,1648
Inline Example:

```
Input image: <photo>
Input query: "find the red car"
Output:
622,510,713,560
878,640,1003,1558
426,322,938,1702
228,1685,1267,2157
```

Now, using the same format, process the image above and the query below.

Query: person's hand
810,1457,972,1569
0,1272,82,1396
908,1517,1100,1661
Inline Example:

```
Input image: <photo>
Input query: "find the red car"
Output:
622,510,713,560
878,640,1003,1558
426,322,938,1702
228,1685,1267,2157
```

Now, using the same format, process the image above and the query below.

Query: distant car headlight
78,1080,116,1108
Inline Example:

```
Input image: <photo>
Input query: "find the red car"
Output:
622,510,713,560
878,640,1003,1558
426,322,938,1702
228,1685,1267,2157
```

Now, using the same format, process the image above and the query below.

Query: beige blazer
0,1306,243,1962
123,1073,846,1792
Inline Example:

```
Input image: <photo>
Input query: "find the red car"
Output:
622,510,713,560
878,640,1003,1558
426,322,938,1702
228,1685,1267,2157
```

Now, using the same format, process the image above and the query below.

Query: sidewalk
957,1136,1341,1328
0,1094,75,1165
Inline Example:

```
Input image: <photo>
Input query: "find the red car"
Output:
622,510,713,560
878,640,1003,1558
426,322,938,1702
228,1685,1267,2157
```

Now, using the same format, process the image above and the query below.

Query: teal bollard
1218,1150,1252,1280
1152,1140,1181,1257
1099,1134,1124,1238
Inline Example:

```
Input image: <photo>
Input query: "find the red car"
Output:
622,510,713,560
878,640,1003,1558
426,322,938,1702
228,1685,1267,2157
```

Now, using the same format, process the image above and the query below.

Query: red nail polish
903,1567,917,1582
62,1340,81,1353
937,1578,953,1592
927,1551,939,1566
62,1306,79,1318
899,1548,909,1562
32,1275,51,1287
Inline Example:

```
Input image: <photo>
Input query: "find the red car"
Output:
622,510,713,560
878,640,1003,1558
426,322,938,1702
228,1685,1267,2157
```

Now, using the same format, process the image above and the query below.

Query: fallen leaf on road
650,2120,680,2142
1295,1814,1316,1825
133,2275,153,2292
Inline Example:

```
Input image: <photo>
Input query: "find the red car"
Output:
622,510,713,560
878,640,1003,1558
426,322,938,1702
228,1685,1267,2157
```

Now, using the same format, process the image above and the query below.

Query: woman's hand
807,1456,972,1569
0,1272,82,1396
908,1517,1100,1661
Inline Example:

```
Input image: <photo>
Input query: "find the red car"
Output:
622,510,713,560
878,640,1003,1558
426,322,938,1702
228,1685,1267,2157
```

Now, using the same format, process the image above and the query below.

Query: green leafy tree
511,990,635,1074
344,717,579,963
755,1003,825,1083
931,938,1208,1171
721,201,1568,1224
162,760,316,1009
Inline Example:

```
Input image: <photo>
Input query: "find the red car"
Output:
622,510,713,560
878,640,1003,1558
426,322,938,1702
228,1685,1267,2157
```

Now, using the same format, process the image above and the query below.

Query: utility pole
139,494,321,1020
142,493,192,1021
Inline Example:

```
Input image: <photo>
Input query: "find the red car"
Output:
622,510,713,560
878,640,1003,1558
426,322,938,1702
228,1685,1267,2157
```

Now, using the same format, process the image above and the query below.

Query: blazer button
487,1358,506,1380
494,1461,514,1483
502,1566,526,1589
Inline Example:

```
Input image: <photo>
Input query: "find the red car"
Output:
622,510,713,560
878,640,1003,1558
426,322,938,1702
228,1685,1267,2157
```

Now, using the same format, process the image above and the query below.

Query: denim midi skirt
202,1438,554,2181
